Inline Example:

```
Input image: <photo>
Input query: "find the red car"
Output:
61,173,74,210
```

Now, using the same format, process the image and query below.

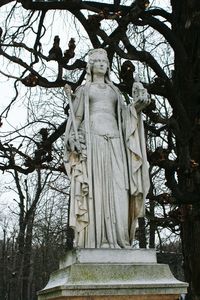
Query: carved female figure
64,48,150,248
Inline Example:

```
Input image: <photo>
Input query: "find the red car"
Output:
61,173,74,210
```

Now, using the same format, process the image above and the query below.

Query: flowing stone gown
64,82,150,248
86,83,129,248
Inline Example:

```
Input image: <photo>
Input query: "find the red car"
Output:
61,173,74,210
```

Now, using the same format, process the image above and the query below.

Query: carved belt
90,132,120,139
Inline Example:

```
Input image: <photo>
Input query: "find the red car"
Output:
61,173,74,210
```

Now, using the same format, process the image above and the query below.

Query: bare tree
1,1,200,299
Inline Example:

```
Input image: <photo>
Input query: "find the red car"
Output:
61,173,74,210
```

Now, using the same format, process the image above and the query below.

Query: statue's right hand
64,83,72,98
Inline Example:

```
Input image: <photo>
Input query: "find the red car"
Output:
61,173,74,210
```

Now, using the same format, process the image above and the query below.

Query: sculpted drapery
64,49,150,248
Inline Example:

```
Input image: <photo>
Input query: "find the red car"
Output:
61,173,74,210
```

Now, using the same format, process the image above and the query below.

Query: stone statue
64,48,150,249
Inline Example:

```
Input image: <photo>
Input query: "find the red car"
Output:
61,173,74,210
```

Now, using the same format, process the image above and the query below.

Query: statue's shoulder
110,84,124,99
107,82,119,93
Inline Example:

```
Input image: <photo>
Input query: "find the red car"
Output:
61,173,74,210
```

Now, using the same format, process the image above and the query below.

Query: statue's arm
73,89,84,129
65,85,84,152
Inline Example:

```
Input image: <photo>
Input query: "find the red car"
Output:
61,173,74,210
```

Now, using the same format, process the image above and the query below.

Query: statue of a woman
64,48,150,249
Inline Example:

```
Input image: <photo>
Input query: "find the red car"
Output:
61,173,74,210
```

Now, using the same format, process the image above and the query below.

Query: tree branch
0,0,14,8
137,13,188,64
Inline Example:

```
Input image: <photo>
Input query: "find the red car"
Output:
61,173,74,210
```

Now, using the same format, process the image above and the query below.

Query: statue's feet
101,242,110,248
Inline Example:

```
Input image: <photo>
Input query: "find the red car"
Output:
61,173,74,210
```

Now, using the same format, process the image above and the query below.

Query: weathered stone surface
38,295,182,300
59,248,157,268
38,249,188,300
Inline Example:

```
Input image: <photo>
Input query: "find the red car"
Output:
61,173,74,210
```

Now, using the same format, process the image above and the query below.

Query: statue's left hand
132,79,151,113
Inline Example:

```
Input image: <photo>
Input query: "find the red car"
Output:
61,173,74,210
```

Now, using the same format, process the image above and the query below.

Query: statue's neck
92,74,105,84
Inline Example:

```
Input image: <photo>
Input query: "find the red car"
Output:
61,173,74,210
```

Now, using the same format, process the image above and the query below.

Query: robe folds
64,83,150,248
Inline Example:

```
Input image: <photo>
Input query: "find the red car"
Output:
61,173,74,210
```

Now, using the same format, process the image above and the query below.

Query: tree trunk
171,1,200,299
138,217,147,248
22,210,35,300
0,229,6,299
149,196,156,249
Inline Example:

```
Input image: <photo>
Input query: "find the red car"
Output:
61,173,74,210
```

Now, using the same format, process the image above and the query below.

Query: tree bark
171,1,200,299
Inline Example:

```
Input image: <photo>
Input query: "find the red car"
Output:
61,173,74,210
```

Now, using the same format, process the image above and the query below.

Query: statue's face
91,54,108,76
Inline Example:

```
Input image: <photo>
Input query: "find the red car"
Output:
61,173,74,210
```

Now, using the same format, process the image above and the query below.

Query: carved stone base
37,249,188,300
38,296,182,300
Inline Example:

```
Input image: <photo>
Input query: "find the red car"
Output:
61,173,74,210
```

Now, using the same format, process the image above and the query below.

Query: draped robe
64,83,150,248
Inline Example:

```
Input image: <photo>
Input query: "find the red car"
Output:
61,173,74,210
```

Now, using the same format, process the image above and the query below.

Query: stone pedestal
37,249,188,300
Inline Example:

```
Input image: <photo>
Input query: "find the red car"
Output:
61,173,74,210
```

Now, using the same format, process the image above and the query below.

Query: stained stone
37,249,188,300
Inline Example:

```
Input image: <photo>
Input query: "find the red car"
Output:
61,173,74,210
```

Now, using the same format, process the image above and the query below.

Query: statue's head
86,48,111,83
